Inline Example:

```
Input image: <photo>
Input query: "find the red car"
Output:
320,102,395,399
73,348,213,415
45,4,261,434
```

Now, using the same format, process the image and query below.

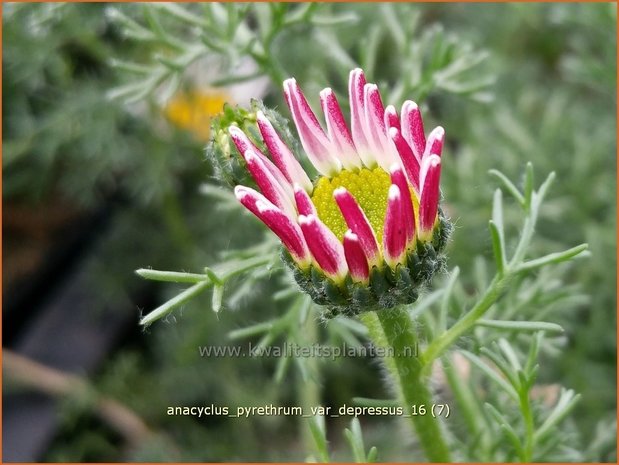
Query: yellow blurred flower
162,58,269,142
163,88,231,141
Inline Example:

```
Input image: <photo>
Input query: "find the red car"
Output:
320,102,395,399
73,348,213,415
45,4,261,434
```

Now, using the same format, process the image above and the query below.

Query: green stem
421,272,514,375
422,173,566,375
299,308,321,458
139,255,272,326
442,357,484,442
519,389,535,462
360,308,451,462
140,279,212,327
250,50,286,86
135,269,207,283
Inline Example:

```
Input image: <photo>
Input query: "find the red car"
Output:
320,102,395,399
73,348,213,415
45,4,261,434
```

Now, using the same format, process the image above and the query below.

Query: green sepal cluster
205,100,260,188
283,212,452,318
205,99,310,188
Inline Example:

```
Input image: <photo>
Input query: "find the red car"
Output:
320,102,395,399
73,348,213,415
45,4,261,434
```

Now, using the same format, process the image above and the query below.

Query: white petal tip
298,214,313,225
228,125,243,136
403,100,419,111
389,162,403,174
428,154,442,166
283,79,296,94
320,87,333,97
344,230,359,241
333,186,348,197
388,184,401,200
234,185,247,198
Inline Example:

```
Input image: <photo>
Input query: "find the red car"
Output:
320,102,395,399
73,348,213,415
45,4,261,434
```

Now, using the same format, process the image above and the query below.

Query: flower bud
229,70,452,317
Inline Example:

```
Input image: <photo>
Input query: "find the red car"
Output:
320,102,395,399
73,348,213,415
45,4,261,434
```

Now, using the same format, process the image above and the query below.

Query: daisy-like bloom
165,88,231,141
163,57,269,142
230,69,450,316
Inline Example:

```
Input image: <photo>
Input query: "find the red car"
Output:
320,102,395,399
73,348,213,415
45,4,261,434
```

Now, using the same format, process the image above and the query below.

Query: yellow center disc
311,167,412,243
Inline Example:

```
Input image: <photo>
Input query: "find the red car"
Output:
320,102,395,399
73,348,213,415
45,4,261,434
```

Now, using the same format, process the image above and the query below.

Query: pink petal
243,149,296,218
383,184,407,269
384,104,401,132
363,83,386,154
284,79,341,176
320,87,362,170
256,111,313,194
401,100,426,161
348,68,375,167
390,164,417,245
333,187,381,267
343,230,370,283
389,127,420,192
229,125,262,155
364,83,399,170
419,155,442,238
293,183,317,216
298,214,348,282
235,186,310,266
229,126,294,199
423,126,445,160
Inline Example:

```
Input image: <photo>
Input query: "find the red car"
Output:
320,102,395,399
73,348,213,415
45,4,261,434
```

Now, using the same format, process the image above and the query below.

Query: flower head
230,69,451,317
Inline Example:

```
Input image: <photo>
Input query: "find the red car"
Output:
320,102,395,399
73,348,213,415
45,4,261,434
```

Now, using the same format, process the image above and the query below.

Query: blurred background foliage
3,2,616,462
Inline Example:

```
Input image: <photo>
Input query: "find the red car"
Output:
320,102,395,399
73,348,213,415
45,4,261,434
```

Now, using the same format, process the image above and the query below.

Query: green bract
284,212,452,318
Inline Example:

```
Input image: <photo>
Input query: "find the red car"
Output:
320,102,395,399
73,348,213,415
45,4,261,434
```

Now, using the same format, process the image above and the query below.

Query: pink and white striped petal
401,100,426,161
423,126,445,160
284,79,341,176
229,126,294,199
419,154,442,240
333,187,381,267
235,186,310,267
343,230,370,283
348,68,375,167
229,124,263,156
384,104,401,132
390,164,417,245
298,214,348,282
383,184,407,269
293,183,317,216
320,87,362,170
389,127,420,192
256,111,313,194
243,149,297,219
364,83,399,170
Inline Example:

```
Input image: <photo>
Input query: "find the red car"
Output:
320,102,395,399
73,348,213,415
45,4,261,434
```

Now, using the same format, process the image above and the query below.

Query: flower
164,88,232,142
164,58,269,142
229,68,450,316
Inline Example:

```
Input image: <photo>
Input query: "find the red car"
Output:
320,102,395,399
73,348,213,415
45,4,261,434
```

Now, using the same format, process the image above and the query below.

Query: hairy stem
139,255,272,326
360,308,451,462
